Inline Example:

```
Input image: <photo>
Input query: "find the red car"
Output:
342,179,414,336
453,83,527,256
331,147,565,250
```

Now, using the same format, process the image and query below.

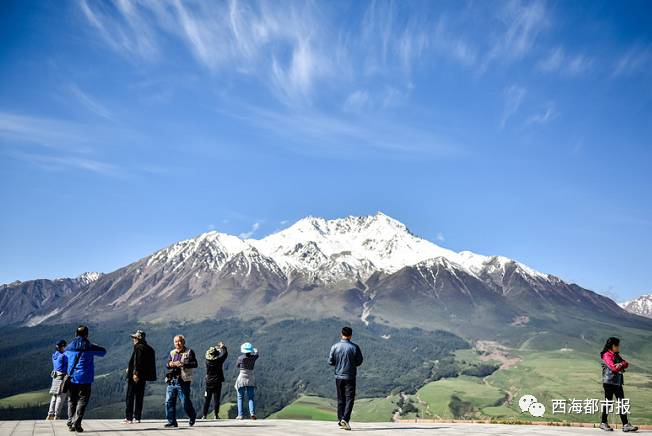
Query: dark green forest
0,318,470,420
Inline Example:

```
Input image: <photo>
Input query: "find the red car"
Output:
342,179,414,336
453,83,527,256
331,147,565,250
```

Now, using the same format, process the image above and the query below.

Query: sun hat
240,342,255,354
130,330,146,340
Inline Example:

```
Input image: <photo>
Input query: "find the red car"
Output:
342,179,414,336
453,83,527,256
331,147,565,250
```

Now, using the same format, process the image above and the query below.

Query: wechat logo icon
518,394,546,418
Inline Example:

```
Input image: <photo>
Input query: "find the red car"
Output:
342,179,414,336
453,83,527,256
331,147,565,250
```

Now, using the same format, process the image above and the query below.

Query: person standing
234,342,259,420
47,340,68,420
201,341,228,420
600,337,638,432
164,335,198,428
123,330,156,424
328,326,363,431
65,325,107,432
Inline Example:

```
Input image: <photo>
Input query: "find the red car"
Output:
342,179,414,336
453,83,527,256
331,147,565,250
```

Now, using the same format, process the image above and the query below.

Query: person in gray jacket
328,326,363,431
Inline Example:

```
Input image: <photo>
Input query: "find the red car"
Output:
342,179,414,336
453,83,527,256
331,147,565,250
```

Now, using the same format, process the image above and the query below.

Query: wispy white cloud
537,47,593,76
0,111,145,177
239,221,261,239
500,85,526,129
343,90,370,112
431,18,477,67
612,45,652,77
0,111,94,152
69,83,114,120
6,151,119,176
482,0,547,71
436,232,445,242
80,0,339,107
526,102,558,126
231,103,461,157
79,0,159,61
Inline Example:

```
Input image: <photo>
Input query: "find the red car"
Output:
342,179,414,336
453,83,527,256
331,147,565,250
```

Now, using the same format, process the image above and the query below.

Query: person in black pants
599,337,638,432
328,326,363,431
124,330,157,424
201,342,228,419
64,325,107,432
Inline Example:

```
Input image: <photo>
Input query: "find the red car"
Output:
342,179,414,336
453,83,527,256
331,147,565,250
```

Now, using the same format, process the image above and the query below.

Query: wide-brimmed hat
240,342,255,354
206,346,220,360
130,330,146,340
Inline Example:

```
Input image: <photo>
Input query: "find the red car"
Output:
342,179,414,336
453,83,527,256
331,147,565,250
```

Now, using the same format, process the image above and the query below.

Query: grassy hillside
1,314,650,423
0,389,50,409
269,395,397,422
406,346,652,425
0,318,467,420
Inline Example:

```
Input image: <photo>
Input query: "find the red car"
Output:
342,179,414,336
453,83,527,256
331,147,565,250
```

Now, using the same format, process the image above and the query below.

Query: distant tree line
0,318,470,420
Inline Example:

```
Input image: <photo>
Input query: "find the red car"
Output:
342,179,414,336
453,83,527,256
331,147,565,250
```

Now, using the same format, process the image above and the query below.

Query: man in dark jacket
201,342,228,419
65,325,107,432
124,330,156,424
328,326,363,431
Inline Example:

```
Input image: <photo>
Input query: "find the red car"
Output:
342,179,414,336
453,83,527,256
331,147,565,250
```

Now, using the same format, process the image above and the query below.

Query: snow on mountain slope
252,212,460,276
76,272,104,286
620,294,652,318
134,212,547,285
147,231,250,272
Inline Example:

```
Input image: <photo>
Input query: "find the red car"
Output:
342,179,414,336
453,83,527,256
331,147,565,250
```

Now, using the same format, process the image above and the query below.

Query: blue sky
1,1,651,301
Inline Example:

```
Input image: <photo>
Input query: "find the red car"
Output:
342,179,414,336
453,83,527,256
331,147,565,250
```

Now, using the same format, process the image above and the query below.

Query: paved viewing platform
2,420,648,436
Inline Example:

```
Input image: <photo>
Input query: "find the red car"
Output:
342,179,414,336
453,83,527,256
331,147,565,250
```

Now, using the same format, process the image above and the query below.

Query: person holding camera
235,342,259,420
201,341,228,420
164,335,198,428
46,340,68,420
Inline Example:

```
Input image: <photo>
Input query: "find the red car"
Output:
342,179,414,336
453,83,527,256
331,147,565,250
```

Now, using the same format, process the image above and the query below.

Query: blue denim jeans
165,379,196,424
236,386,256,417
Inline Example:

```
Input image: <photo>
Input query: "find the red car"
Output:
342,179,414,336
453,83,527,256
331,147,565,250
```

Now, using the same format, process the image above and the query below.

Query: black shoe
189,418,196,427
164,422,178,428
74,427,84,433
68,426,76,433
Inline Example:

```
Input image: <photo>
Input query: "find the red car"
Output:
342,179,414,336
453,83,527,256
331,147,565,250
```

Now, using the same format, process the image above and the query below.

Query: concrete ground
2,420,649,436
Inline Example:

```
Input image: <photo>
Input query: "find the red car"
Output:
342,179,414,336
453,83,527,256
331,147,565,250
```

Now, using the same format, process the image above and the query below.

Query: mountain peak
76,272,103,285
620,293,652,318
284,212,409,237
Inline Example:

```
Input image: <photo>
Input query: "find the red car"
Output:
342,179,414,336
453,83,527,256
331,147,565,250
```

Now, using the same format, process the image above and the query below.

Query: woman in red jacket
599,337,638,432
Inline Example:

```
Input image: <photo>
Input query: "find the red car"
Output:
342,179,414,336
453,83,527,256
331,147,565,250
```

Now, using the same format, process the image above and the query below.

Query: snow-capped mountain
130,212,549,287
0,272,103,326
0,212,639,337
249,213,549,282
620,294,652,318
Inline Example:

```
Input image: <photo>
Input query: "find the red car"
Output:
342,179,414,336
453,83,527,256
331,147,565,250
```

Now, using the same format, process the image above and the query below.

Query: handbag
49,377,64,395
61,351,82,394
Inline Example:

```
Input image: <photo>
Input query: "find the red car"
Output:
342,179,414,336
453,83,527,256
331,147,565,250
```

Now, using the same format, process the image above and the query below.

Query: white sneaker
340,420,351,431
622,424,639,432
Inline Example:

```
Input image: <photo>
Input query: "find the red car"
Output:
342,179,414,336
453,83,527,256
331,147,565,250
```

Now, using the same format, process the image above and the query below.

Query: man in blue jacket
65,325,107,432
328,326,363,431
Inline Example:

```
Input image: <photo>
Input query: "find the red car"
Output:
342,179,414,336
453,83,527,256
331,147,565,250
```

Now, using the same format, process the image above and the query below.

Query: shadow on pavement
352,427,450,431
